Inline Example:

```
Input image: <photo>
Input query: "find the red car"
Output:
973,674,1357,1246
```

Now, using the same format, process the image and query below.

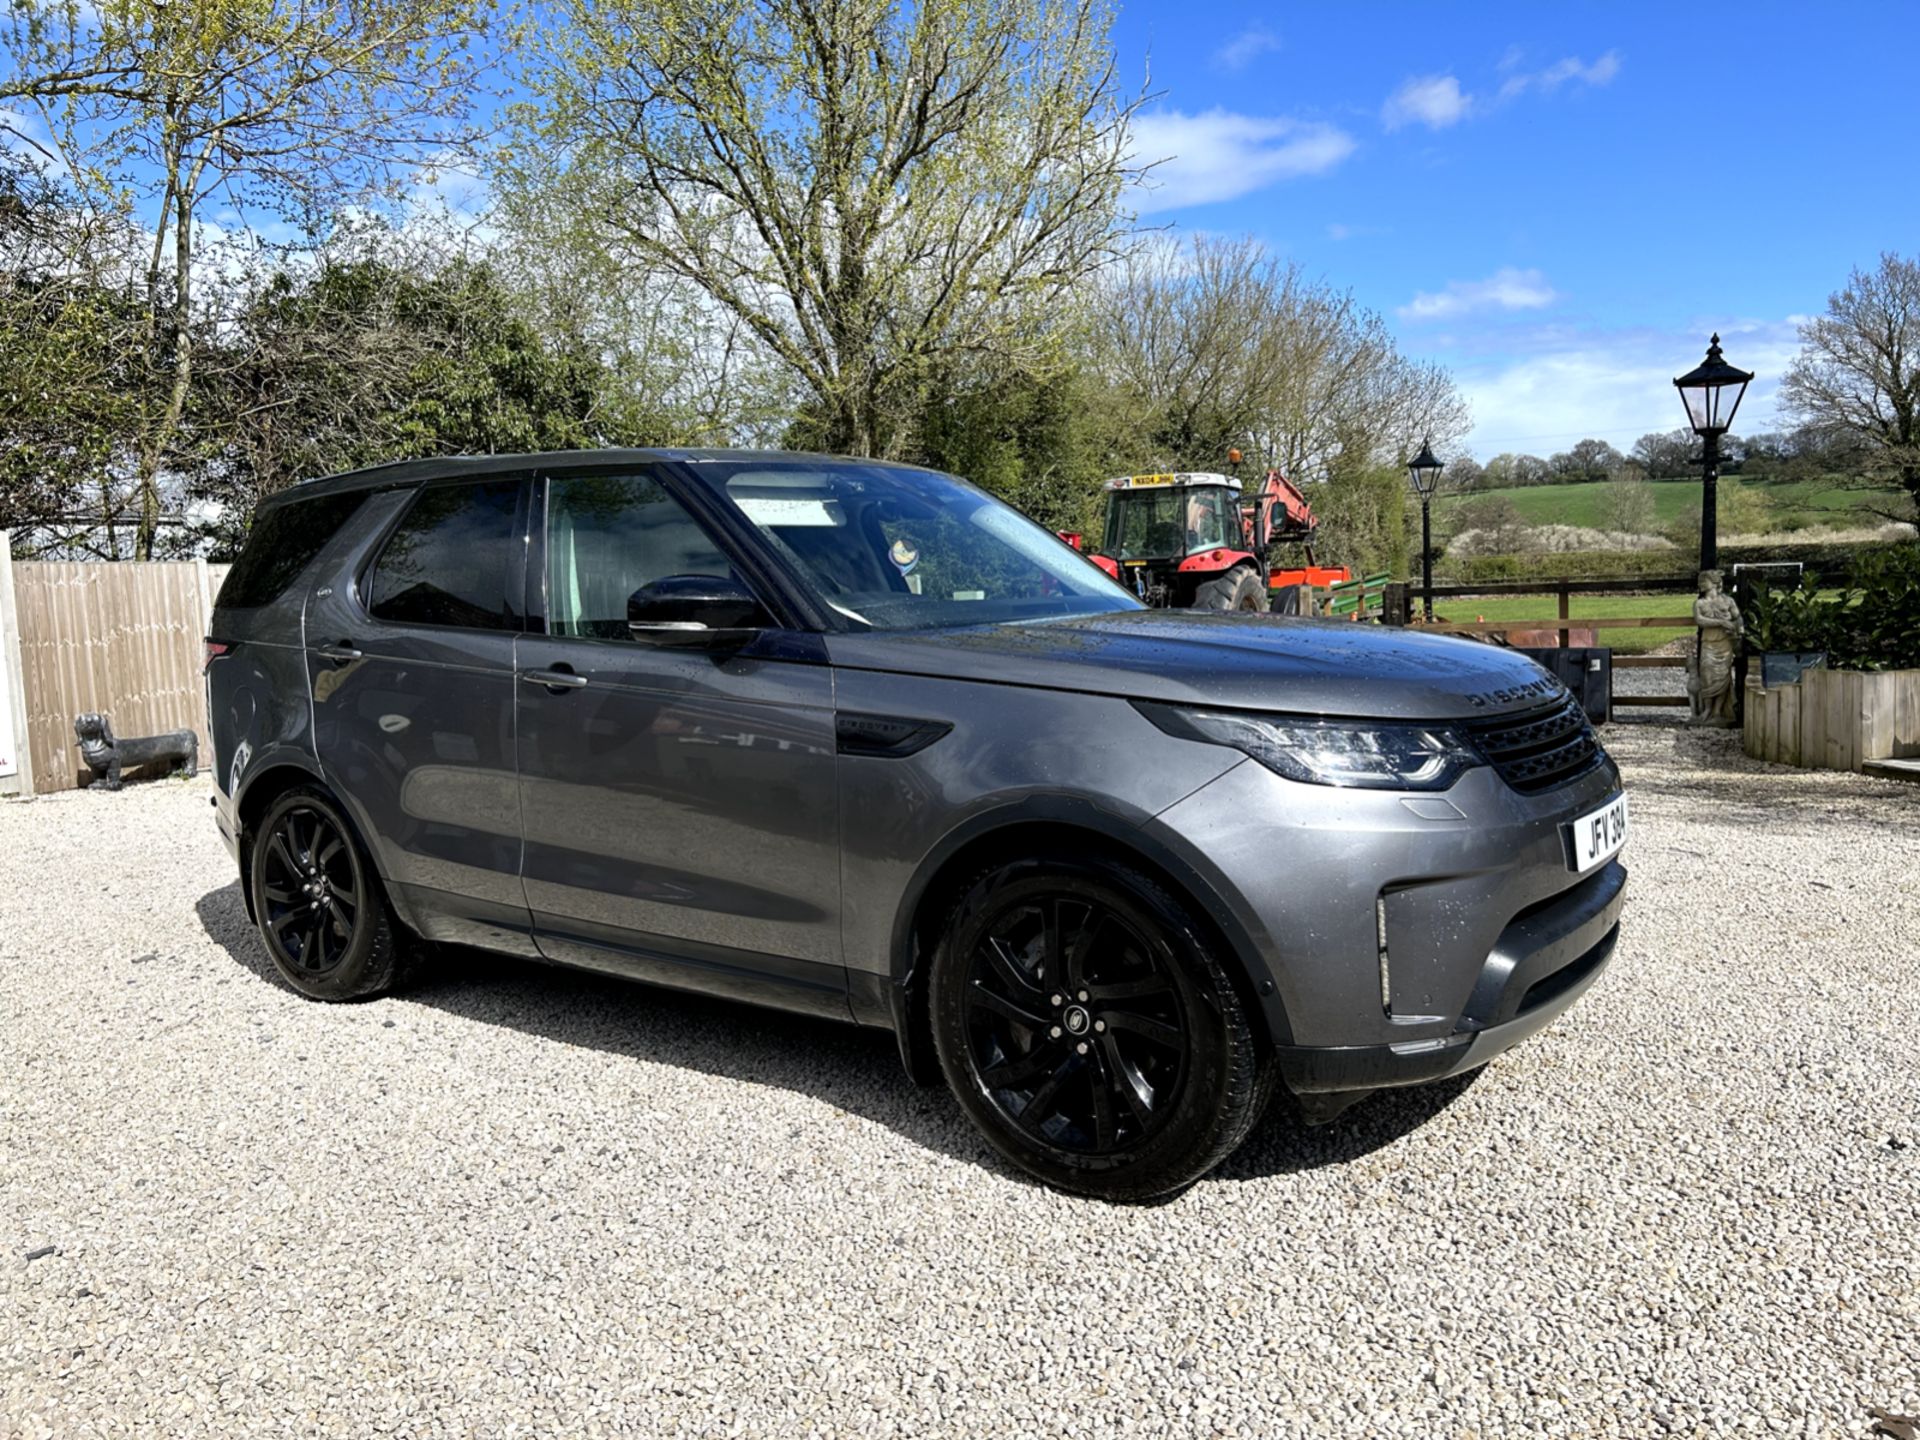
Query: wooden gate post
1382,581,1411,627
0,531,35,796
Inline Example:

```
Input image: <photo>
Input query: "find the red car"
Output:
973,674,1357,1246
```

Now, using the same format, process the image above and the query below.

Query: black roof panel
260,447,932,510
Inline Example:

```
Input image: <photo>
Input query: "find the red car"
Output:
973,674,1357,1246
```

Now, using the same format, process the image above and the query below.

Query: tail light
203,640,233,673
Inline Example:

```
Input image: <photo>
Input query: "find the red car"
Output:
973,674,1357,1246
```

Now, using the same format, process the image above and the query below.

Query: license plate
1568,794,1628,873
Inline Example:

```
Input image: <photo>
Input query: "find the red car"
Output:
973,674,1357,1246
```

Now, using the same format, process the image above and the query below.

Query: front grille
1466,694,1605,795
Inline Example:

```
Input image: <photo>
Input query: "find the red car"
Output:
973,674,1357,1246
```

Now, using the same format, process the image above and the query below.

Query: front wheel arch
892,812,1287,1085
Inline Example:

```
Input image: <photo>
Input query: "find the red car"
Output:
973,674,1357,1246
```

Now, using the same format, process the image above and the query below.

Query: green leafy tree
0,156,158,554
1311,461,1408,580
189,251,621,554
910,360,1132,535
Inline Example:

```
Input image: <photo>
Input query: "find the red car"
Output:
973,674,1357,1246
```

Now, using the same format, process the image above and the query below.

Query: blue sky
8,1,1909,464
1111,1,1918,460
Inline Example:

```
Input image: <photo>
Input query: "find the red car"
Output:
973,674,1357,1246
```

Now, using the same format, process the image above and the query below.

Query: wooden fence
1743,666,1920,772
1397,576,1701,711
0,533,229,795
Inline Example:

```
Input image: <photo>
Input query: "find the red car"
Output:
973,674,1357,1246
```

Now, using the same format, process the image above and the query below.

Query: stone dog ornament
73,712,199,790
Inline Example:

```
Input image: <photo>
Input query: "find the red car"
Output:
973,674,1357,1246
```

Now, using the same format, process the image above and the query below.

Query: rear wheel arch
232,762,402,932
890,809,1287,1085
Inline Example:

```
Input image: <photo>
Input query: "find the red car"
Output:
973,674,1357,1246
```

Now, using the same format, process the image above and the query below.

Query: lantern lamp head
1673,334,1754,437
1406,438,1445,499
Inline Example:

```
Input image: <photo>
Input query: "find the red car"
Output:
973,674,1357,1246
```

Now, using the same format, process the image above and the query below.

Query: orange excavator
1070,450,1348,612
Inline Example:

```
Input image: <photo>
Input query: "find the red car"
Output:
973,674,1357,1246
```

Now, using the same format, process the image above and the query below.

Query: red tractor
1079,461,1349,611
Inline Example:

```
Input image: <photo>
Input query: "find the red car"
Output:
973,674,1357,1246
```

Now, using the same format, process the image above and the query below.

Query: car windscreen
709,461,1140,632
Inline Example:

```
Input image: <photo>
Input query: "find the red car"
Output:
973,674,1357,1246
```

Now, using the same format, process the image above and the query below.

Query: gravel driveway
3,725,1916,1438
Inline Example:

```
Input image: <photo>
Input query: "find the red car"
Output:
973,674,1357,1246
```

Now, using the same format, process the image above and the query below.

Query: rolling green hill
1437,475,1895,533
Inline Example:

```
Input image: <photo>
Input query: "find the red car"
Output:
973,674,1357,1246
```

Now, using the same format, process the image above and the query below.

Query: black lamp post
1406,437,1445,620
1673,334,1754,574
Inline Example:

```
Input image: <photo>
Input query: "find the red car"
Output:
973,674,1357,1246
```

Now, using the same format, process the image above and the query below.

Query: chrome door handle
521,668,589,690
317,644,362,662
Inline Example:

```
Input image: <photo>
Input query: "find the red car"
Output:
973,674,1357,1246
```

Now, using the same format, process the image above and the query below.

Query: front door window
545,473,738,639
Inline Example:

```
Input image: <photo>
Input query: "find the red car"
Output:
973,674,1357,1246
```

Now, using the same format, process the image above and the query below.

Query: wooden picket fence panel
0,550,230,794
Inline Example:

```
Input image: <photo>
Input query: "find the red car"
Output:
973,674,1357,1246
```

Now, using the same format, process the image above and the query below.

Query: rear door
305,474,536,955
513,466,846,1017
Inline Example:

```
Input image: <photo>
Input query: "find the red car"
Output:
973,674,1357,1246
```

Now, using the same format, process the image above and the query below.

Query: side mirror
626,574,769,647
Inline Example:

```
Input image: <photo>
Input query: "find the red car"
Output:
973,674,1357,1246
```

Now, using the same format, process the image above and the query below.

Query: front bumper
1141,746,1626,1094
1277,858,1623,1095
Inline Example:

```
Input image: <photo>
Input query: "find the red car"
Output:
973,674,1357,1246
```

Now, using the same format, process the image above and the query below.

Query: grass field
1436,474,1895,532
1431,593,1696,654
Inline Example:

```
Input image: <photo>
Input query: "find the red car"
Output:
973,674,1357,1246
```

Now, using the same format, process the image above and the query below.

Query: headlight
1137,702,1483,791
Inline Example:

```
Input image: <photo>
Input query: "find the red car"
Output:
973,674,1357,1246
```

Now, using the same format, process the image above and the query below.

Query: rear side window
367,479,522,630
218,491,368,610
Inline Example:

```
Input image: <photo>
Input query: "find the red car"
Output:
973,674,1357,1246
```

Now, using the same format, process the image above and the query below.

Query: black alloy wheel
260,802,359,975
249,787,401,1001
930,855,1267,1201
962,896,1186,1155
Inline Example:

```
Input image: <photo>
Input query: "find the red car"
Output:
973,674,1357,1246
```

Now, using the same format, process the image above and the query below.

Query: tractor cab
1105,477,1241,563
1096,474,1261,609
1085,466,1349,611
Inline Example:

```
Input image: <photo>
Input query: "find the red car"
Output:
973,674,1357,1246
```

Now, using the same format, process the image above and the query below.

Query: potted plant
1741,577,1826,686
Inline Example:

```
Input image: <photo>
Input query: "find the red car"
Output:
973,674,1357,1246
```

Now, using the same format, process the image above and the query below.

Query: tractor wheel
1195,568,1268,613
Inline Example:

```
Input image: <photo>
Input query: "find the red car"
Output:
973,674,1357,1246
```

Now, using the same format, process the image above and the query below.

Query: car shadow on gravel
195,881,1003,1177
1215,1071,1485,1182
197,881,1478,1190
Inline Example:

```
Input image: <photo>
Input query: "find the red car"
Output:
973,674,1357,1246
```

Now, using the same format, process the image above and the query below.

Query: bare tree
2,0,495,555
509,0,1143,457
1092,234,1469,479
1601,473,1655,535
1781,251,1920,517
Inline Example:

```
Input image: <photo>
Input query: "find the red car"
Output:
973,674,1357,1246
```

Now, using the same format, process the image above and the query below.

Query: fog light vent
1376,893,1391,1014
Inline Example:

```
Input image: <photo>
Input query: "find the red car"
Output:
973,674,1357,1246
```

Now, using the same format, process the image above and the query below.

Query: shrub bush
1742,543,1920,670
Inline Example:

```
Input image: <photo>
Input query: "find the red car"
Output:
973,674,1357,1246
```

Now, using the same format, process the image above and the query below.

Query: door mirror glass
627,575,769,645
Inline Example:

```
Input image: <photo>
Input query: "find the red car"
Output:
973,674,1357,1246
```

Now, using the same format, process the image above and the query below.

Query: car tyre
249,787,402,1001
929,853,1267,1201
1195,568,1268,612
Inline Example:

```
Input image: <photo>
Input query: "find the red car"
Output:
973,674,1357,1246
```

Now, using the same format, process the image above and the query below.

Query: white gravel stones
2,728,1916,1437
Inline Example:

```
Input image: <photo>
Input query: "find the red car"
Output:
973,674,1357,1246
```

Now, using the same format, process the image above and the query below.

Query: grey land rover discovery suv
207,449,1627,1200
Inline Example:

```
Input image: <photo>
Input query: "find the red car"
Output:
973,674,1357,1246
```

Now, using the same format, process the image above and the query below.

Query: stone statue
73,712,199,790
1686,571,1744,726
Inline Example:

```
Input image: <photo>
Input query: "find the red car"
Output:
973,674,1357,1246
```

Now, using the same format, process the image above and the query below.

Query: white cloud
1386,52,1621,133
1497,51,1622,101
1128,109,1356,212
1453,320,1798,460
1213,25,1281,71
1381,75,1472,131
1399,267,1558,321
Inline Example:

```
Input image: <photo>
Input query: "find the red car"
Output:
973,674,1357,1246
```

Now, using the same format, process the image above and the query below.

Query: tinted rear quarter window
367,479,522,630
218,491,368,610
